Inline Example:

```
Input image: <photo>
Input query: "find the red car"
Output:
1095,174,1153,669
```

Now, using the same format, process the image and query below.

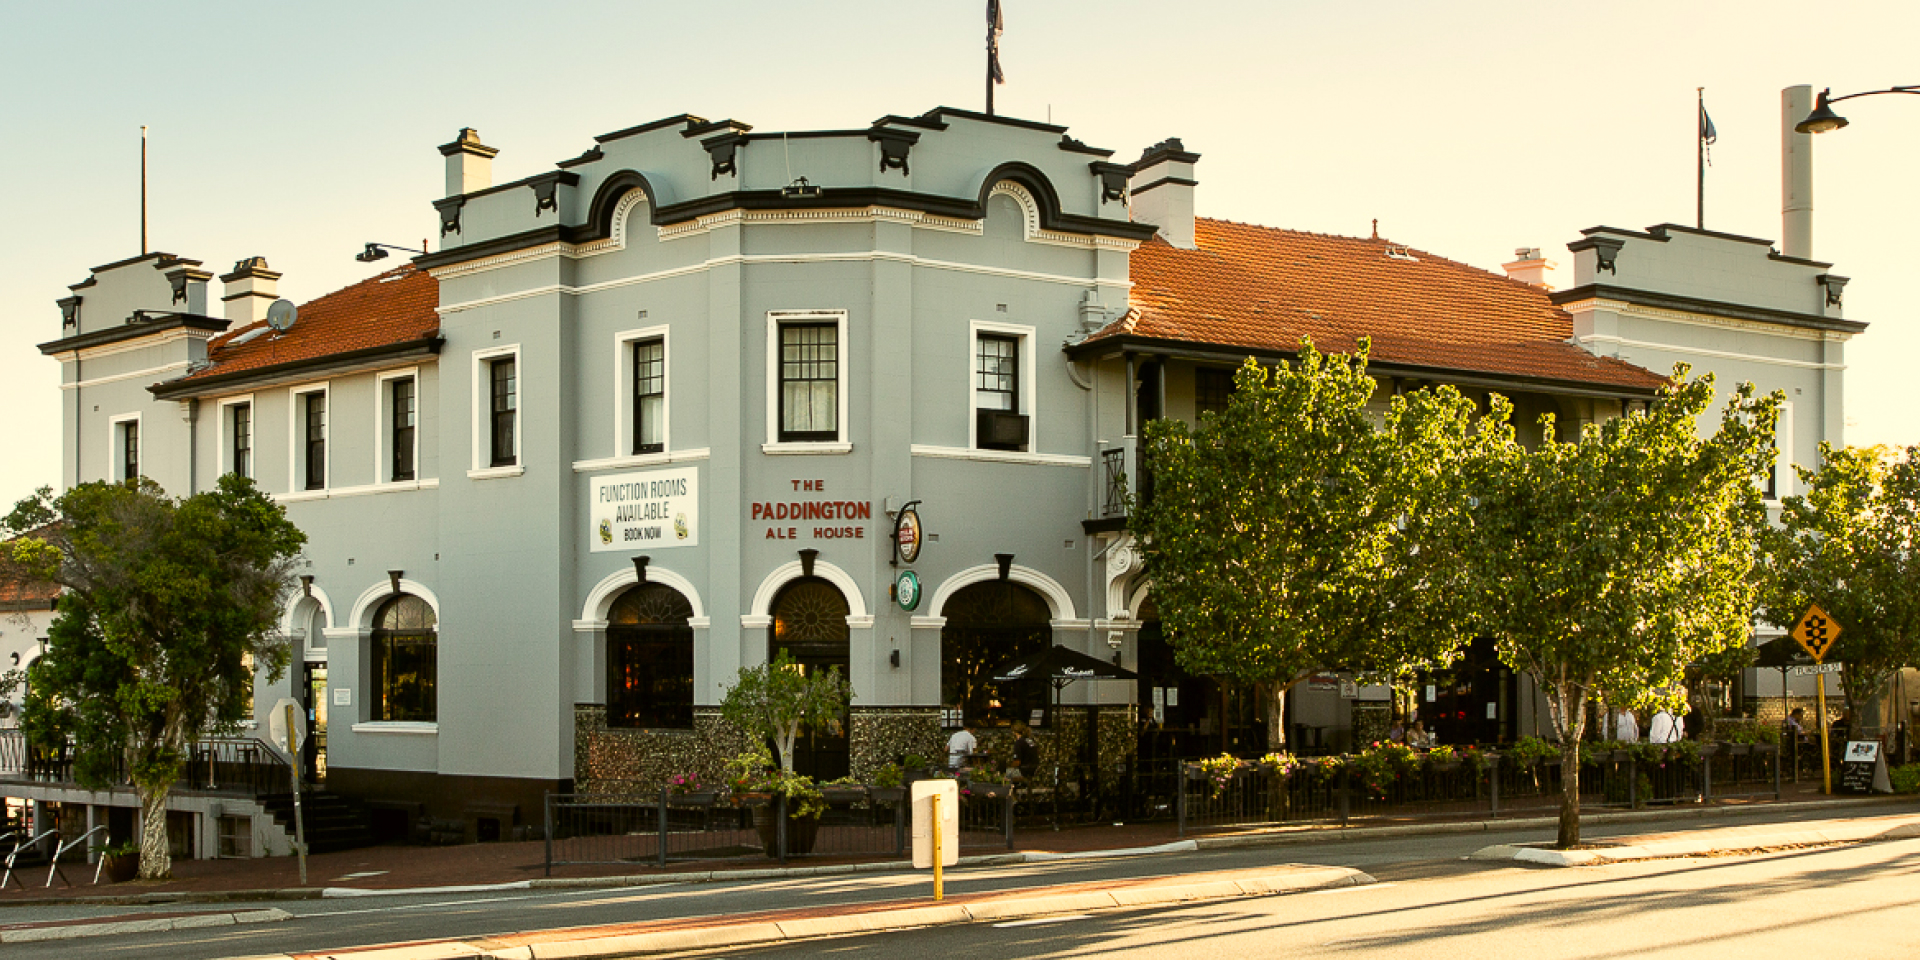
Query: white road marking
993,914,1093,928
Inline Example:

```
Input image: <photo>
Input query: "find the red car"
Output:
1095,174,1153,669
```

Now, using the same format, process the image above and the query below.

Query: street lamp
1796,85,1920,134
354,242,426,263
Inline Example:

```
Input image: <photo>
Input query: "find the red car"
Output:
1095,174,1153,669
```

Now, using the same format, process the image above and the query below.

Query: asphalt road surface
9,805,1909,959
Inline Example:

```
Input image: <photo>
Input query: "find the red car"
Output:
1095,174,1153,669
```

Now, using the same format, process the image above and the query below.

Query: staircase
257,792,376,854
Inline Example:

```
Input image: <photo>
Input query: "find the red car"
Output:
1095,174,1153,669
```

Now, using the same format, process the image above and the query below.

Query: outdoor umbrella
991,644,1138,724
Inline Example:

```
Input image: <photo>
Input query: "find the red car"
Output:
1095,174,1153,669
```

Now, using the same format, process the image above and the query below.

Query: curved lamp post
1797,85,1920,134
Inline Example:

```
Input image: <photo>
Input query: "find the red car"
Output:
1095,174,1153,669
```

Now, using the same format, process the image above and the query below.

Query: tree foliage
719,653,851,774
1135,340,1480,745
1761,443,1920,715
1461,367,1779,846
0,476,305,879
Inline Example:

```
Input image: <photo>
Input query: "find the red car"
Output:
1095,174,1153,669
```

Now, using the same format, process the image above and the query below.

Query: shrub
1891,763,1920,795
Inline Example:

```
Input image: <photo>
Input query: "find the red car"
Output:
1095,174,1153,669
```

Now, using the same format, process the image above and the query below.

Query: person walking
1648,707,1680,744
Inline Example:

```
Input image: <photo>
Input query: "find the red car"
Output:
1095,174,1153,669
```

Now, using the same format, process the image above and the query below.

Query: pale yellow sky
2,0,1913,499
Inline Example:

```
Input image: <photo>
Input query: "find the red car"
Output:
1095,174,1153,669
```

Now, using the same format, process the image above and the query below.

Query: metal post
1176,765,1187,839
285,703,307,886
1489,754,1500,815
1003,791,1014,850
1337,764,1350,826
658,787,669,869
931,791,944,901
1702,753,1713,803
1817,680,1833,795
894,796,907,857
776,793,788,866
1773,739,1783,800
543,794,553,877
1628,756,1638,809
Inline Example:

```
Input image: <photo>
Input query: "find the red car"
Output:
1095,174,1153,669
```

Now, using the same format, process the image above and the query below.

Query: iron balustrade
0,730,292,795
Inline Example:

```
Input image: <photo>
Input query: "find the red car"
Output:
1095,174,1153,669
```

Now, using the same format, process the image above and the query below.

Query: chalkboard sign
1839,741,1891,794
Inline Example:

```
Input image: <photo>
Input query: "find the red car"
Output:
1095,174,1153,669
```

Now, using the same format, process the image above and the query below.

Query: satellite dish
266,299,298,333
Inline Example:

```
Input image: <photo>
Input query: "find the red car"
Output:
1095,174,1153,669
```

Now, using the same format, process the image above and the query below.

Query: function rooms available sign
592,467,699,552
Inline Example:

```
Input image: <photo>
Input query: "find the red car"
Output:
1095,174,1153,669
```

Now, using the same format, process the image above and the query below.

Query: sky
1,1,1914,502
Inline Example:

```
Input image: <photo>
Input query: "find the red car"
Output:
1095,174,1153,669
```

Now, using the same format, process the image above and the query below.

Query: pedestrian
1787,707,1807,742
1613,707,1640,743
1408,720,1433,749
1007,721,1040,782
1648,707,1680,744
1387,719,1407,744
946,721,978,771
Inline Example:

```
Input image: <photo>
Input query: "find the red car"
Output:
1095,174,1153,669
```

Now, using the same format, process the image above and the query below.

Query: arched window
607,583,695,729
370,594,436,722
940,581,1052,728
769,577,851,780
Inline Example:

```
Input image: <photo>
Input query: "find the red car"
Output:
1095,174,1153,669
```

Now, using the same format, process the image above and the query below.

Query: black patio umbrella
990,644,1138,728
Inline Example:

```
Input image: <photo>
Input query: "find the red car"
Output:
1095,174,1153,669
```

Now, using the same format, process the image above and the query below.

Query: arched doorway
607,583,695,729
940,581,1052,732
769,578,851,780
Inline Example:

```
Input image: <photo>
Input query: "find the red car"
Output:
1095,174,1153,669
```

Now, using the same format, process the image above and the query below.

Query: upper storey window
231,403,252,479
117,418,140,482
304,393,327,490
489,356,517,467
779,322,839,443
392,377,417,482
633,338,665,455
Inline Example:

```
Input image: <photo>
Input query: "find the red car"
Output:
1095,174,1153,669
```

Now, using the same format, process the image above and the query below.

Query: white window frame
1769,400,1795,504
614,325,670,460
216,394,255,480
470,344,524,478
967,320,1037,450
374,368,422,486
107,412,142,482
764,310,851,454
287,382,331,495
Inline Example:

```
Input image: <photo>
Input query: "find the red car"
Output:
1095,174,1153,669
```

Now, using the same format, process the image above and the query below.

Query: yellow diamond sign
1791,603,1842,663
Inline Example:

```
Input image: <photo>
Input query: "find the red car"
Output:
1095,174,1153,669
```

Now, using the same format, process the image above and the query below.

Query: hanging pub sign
893,499,924,565
591,467,699,552
895,570,921,612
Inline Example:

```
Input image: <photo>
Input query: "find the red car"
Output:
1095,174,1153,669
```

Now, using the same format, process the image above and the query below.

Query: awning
992,644,1138,687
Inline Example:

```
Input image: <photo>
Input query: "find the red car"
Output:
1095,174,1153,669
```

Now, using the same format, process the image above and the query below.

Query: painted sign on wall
751,479,872,540
591,466,699,552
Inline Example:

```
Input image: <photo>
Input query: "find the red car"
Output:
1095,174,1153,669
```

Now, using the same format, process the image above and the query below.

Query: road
705,835,1920,959
8,806,1910,959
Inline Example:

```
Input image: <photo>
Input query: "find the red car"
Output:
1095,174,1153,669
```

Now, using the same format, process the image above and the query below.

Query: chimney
164,265,213,315
1781,85,1814,259
220,257,281,326
1501,247,1555,289
1129,138,1200,250
440,127,499,198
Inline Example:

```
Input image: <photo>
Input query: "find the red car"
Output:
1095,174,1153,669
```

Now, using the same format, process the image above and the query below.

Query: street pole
1816,677,1832,795
931,792,944,901
285,703,308,885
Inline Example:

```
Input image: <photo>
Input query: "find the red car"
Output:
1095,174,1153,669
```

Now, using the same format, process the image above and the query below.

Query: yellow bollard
931,792,943,901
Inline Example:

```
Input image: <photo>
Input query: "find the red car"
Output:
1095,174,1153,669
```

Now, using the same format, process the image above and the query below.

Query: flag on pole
1699,99,1717,165
988,0,1005,85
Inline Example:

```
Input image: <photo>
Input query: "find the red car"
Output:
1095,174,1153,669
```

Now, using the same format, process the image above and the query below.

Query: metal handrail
49,824,107,887
3,828,55,891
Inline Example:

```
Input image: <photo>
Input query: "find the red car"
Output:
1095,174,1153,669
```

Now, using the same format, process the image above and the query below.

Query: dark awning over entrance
1753,635,1817,669
992,644,1138,687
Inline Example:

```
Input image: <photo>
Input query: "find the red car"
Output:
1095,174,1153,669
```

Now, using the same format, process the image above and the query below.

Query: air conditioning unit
976,410,1029,450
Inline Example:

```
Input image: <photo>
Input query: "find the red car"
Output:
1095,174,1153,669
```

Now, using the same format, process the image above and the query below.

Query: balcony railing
1099,437,1150,520
0,729,292,796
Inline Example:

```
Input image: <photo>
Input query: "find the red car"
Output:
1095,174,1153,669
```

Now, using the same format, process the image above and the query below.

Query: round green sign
895,570,921,612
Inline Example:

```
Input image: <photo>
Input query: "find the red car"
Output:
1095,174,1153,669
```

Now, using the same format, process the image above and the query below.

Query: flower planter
1697,743,1720,759
967,782,1015,800
752,804,822,857
1725,743,1752,757
821,786,868,805
867,786,906,806
102,853,139,884
669,790,720,807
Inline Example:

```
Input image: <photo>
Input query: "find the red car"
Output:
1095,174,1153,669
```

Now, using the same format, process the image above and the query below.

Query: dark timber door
770,578,851,781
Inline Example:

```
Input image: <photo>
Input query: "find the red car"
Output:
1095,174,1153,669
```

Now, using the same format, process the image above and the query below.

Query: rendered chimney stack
1129,138,1201,250
1781,85,1814,260
1501,247,1555,289
220,257,281,326
440,127,499,198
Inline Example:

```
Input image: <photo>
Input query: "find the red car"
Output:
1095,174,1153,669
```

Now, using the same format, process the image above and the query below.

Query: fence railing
544,785,1015,875
0,729,291,795
1174,744,1781,837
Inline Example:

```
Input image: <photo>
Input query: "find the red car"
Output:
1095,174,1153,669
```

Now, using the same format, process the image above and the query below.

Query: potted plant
821,776,869,804
965,766,1015,800
869,763,907,805
99,840,140,884
667,773,719,807
720,653,853,858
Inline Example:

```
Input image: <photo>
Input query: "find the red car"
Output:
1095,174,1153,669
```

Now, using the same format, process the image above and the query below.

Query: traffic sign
1789,663,1843,677
911,779,958,870
1790,603,1842,663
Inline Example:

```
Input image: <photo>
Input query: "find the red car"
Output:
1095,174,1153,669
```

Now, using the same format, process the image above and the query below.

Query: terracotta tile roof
177,265,439,385
1104,219,1666,392
0,577,57,607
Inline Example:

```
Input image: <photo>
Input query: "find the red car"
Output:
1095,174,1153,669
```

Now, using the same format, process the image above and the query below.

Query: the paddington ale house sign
754,479,872,540
591,467,700,551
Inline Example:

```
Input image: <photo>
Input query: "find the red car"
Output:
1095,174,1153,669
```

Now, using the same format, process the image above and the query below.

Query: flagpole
986,4,995,116
1696,88,1705,229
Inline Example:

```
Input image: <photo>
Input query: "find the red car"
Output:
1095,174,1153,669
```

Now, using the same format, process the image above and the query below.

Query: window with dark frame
489,357,517,467
369,594,436,723
391,378,416,482
1764,464,1779,501
778,322,838,442
304,393,326,490
120,421,139,481
1195,367,1237,418
231,403,252,478
605,583,695,730
975,335,1018,413
633,339,665,454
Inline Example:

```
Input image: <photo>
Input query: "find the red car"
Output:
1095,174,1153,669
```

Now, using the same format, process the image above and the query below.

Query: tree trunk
138,783,172,880
1265,684,1288,752
1557,737,1581,848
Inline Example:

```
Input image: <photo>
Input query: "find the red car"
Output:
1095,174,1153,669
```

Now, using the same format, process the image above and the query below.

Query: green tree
719,653,852,774
1761,444,1920,721
0,476,305,879
1135,340,1480,750
1461,368,1778,847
